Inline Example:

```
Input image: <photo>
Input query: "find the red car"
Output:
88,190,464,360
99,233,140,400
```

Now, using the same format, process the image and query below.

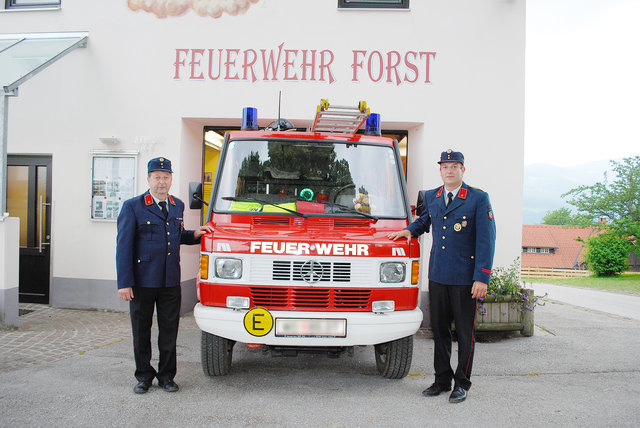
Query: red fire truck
189,100,423,378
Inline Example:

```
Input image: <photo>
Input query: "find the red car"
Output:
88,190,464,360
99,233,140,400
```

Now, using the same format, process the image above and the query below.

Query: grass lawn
522,272,640,295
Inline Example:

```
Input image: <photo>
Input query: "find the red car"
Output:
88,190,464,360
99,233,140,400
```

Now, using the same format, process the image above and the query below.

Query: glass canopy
0,32,88,94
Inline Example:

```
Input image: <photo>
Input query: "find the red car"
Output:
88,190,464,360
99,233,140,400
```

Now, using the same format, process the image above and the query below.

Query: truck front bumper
194,303,423,346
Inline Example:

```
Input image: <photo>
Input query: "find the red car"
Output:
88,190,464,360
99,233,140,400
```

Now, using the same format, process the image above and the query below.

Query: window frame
4,0,60,9
338,0,409,10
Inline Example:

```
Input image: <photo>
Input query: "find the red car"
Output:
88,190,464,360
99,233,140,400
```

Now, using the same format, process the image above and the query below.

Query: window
4,0,60,9
522,247,554,254
338,0,409,9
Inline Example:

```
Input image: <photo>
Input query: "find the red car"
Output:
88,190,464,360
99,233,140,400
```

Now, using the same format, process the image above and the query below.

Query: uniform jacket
116,191,200,289
407,182,496,285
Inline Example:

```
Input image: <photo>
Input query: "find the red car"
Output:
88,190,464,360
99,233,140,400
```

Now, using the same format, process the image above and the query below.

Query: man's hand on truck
387,229,412,244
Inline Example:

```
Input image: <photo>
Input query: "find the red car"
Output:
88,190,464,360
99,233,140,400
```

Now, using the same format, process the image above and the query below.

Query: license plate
275,318,347,338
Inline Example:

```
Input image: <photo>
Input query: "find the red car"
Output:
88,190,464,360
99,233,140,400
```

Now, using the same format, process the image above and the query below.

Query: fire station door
7,155,52,304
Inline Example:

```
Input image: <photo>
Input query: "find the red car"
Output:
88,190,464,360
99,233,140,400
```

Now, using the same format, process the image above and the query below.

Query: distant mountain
522,160,614,225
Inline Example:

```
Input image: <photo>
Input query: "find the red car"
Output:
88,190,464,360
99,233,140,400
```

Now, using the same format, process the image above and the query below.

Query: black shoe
159,380,179,392
422,383,452,397
449,386,467,403
133,380,152,394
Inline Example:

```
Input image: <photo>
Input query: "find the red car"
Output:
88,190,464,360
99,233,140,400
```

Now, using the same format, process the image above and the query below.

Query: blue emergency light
242,107,258,130
365,113,381,136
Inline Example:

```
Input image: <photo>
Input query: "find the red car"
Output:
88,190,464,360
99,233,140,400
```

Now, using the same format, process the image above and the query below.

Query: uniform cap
147,157,173,173
437,149,464,165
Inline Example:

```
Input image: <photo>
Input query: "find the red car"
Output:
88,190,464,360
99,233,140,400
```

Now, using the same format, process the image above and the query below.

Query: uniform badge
168,195,176,205
488,210,494,221
458,188,467,199
454,223,462,232
436,187,443,198
144,194,154,206
461,220,467,227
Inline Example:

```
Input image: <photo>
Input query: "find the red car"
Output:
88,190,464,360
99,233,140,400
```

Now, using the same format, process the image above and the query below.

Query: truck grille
250,287,371,310
272,261,351,283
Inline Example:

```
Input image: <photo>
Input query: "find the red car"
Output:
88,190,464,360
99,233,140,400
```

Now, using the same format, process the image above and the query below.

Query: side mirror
189,182,206,209
413,190,426,215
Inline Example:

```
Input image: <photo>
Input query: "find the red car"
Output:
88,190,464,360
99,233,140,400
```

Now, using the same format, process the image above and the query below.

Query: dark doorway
7,155,52,303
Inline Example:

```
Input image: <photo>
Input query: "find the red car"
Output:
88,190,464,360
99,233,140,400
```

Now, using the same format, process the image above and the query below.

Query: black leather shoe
422,383,452,397
449,386,467,403
133,381,152,394
159,380,179,392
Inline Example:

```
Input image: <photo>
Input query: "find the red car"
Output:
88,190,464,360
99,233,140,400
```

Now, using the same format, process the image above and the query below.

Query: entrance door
7,155,52,303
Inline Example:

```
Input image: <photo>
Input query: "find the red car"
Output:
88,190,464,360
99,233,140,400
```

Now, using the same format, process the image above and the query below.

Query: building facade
0,0,525,317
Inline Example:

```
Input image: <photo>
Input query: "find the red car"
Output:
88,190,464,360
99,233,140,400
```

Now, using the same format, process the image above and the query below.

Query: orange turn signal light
411,260,420,285
200,254,209,280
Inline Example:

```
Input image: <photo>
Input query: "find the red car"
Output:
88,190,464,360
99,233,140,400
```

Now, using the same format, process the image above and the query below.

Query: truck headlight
215,258,242,279
380,262,406,283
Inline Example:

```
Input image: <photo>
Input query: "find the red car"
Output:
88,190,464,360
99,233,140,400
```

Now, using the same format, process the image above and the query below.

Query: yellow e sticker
243,307,274,337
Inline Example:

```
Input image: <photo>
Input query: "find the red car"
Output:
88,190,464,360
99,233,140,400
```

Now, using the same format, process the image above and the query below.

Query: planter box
475,289,534,336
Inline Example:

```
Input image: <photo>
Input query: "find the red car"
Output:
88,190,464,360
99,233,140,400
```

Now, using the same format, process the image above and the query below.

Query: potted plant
476,258,543,337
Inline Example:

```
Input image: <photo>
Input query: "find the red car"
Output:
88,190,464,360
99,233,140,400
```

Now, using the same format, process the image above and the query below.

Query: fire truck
189,100,423,379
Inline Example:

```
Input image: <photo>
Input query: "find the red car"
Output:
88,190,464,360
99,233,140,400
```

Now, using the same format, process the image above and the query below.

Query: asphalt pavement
527,281,640,321
1,286,639,427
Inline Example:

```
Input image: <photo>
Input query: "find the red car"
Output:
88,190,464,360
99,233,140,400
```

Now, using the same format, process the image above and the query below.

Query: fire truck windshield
214,139,406,218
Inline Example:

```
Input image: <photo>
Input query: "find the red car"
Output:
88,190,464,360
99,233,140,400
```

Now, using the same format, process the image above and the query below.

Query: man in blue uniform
116,157,212,394
388,149,496,403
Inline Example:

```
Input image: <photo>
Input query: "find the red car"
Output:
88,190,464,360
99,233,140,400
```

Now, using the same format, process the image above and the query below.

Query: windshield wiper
312,200,379,223
222,196,306,218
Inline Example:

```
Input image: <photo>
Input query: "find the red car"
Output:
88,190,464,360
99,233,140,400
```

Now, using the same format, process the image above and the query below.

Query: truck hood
201,216,415,258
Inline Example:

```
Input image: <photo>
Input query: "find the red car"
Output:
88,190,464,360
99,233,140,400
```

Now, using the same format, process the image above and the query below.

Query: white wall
0,0,524,303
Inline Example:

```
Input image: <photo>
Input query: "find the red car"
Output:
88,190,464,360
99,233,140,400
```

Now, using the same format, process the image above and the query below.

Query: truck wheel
374,335,413,379
201,331,235,376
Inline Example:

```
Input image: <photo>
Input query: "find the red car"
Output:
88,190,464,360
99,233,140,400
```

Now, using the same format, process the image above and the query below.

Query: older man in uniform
388,149,496,403
116,157,212,394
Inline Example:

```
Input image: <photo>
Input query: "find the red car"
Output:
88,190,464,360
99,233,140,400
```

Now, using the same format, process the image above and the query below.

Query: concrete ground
1,286,639,427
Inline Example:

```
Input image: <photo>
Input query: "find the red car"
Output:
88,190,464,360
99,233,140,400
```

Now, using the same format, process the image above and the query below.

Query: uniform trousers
429,280,478,391
130,285,181,383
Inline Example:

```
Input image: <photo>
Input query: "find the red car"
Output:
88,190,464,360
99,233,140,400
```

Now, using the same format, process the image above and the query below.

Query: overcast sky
525,0,640,167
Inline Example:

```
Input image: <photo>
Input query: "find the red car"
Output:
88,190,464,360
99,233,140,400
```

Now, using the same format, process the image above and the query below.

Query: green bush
583,232,631,276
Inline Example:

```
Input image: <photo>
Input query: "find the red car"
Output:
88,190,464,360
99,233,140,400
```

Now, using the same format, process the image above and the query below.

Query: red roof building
521,225,599,269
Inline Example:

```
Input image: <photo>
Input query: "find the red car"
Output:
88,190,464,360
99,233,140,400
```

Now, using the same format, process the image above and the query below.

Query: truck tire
201,331,235,376
374,335,413,379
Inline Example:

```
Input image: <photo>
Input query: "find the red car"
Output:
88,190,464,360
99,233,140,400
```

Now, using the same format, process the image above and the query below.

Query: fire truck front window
214,139,406,218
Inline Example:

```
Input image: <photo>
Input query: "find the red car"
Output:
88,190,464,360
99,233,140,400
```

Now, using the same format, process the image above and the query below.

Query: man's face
147,171,173,198
439,162,465,189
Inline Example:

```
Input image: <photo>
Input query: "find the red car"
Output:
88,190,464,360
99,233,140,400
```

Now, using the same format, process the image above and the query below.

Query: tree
541,208,594,226
542,208,571,225
582,231,631,276
563,155,640,254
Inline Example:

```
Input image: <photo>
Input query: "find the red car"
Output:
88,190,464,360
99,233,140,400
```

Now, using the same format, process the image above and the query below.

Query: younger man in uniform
388,150,496,403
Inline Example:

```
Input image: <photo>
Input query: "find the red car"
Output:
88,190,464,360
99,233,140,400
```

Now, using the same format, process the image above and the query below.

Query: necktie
159,201,168,218
446,192,453,208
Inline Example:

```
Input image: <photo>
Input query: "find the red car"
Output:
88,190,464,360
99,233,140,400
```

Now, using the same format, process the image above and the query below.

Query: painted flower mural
127,0,260,19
